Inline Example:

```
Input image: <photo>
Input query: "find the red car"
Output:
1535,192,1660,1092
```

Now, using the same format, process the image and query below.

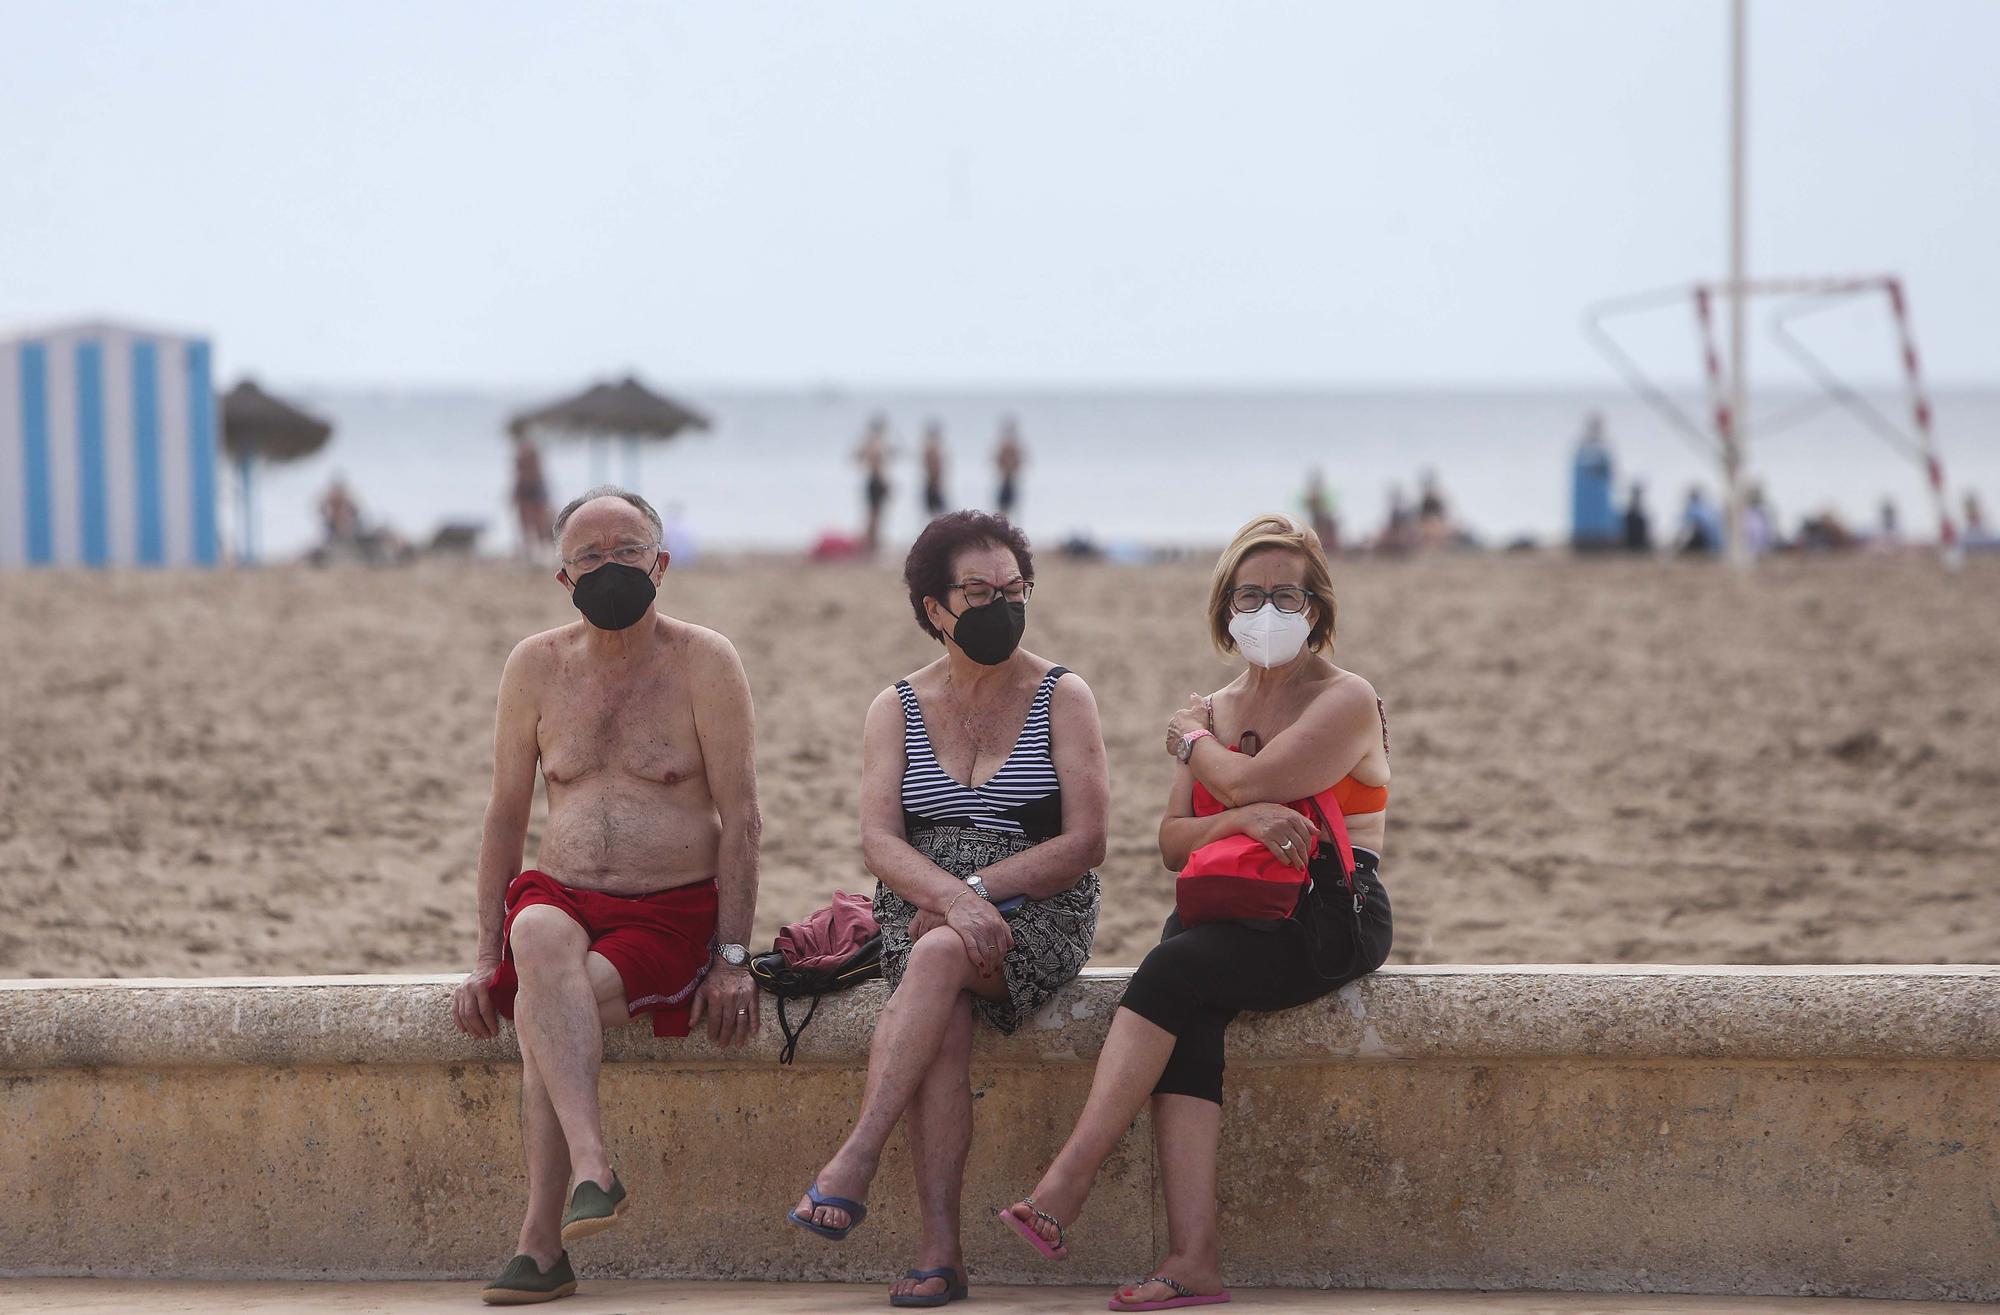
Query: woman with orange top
999,514,1393,1312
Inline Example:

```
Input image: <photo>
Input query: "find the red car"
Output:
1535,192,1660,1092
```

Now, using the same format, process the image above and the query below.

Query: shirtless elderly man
450,486,761,1305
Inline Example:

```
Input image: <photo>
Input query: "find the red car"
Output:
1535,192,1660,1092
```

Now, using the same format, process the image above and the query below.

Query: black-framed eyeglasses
562,542,659,573
1229,584,1313,614
951,578,1033,607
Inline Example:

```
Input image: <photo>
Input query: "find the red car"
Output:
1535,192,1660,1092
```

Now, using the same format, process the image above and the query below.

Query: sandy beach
3,550,1996,979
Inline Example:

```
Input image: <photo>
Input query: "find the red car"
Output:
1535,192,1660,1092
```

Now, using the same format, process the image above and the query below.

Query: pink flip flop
1107,1275,1231,1311
996,1198,1069,1260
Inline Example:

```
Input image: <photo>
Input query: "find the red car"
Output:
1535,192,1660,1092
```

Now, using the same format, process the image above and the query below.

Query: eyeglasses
562,542,659,572
951,579,1033,607
1229,585,1314,614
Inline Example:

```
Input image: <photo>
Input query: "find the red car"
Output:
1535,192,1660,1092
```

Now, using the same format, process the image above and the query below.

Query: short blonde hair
1207,514,1337,656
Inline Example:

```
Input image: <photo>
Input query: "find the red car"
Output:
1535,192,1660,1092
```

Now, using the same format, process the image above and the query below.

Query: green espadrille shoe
558,1173,628,1245
479,1251,577,1305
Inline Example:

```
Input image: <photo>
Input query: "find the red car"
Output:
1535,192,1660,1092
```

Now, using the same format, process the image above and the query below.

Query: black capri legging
1119,848,1393,1104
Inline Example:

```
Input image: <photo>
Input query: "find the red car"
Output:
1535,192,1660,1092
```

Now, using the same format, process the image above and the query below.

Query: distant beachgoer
1677,486,1722,555
1416,463,1448,519
1378,484,1415,553
1874,498,1902,549
512,435,555,563
1571,415,1618,551
1302,468,1340,553
995,416,1025,519
1799,508,1854,551
857,414,893,553
450,486,761,1306
311,476,422,566
319,475,361,546
1965,491,1992,546
1406,468,1480,550
1416,468,1450,548
1744,483,1775,556
922,421,949,518
1623,483,1653,553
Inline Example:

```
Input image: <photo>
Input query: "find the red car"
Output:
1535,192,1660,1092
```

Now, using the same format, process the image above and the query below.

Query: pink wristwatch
1176,728,1213,763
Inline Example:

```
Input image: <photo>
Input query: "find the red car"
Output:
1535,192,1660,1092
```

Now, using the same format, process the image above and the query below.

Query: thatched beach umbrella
221,379,334,563
507,374,710,491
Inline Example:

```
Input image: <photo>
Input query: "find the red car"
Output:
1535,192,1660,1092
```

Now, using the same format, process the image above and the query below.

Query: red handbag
1175,773,1356,929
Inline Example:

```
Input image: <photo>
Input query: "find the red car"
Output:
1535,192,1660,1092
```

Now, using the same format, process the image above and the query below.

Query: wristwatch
963,874,992,902
716,942,749,967
1176,728,1213,764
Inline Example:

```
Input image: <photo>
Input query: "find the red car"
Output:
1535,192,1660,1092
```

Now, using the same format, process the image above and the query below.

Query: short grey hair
551,485,664,546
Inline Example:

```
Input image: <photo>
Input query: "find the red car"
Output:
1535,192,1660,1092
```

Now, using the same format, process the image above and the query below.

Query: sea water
248,387,2000,559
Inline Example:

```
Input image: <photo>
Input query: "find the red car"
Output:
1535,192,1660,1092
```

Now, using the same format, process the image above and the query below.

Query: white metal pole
1725,0,1750,568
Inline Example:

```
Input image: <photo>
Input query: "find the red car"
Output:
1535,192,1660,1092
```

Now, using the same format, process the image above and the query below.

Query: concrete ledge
10,1278,1990,1314
4,966,1998,1300
6,965,1998,1069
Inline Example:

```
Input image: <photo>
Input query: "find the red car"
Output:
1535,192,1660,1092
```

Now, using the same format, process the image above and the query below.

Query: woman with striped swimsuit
790,510,1108,1308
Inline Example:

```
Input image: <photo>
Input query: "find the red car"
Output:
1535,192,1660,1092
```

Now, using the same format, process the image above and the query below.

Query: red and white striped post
1884,278,1962,568
1692,284,1739,553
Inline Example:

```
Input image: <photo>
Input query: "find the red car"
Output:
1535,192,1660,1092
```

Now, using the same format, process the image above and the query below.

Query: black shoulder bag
749,937,883,1064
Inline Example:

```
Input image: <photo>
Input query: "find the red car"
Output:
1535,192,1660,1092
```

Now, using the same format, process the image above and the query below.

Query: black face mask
946,598,1027,665
569,561,657,631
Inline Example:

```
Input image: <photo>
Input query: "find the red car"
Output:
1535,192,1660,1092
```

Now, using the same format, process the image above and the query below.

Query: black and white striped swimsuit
897,665,1069,843
878,662,1097,1034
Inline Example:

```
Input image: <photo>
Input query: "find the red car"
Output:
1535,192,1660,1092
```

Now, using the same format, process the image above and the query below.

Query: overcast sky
2,1,1995,389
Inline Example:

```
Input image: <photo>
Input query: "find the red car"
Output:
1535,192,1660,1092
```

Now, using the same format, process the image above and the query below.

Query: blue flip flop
788,1182,869,1241
890,1266,968,1307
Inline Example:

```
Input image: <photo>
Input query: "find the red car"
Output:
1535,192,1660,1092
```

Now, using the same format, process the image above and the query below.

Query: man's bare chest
538,673,702,788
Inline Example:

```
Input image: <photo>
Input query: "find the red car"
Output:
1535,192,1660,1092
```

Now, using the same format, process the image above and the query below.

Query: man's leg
513,950,631,1267
513,1042,570,1269
889,991,976,1303
509,905,618,1190
798,927,1001,1230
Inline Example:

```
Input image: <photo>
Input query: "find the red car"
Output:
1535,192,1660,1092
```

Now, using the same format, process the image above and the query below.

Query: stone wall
3,966,1995,1299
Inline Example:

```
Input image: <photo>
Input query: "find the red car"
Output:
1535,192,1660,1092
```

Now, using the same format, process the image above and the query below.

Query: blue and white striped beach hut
0,320,221,568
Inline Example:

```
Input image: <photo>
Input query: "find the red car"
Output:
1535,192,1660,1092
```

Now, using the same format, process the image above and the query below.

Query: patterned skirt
874,823,1100,1035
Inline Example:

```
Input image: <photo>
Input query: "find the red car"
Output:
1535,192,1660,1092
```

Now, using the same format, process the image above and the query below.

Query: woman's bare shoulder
897,657,949,697
1325,664,1378,698
1310,664,1381,721
1046,664,1099,717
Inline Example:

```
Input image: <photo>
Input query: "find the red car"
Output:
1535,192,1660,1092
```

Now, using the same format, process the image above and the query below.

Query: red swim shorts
487,870,718,1038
